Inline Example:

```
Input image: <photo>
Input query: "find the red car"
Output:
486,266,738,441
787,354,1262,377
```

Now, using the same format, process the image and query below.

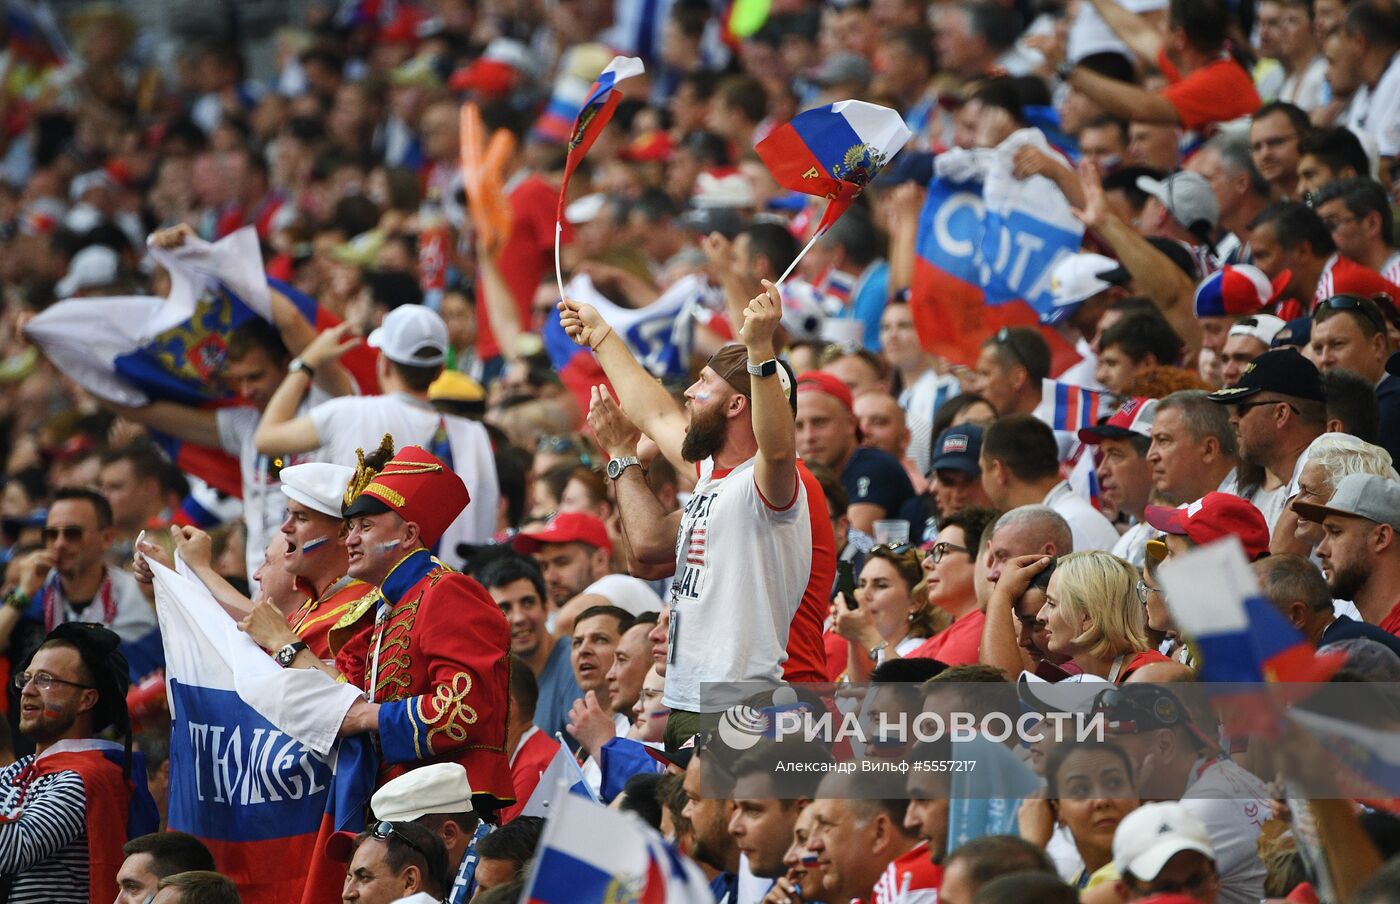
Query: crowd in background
2,0,1400,901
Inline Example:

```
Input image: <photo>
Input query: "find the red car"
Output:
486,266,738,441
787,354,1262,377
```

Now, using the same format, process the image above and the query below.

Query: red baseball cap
1143,492,1270,560
512,512,613,555
324,830,358,863
796,371,854,413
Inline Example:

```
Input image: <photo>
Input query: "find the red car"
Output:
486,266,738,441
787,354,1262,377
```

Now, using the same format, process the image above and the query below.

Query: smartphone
1029,557,1057,593
836,559,858,608
1034,659,1073,682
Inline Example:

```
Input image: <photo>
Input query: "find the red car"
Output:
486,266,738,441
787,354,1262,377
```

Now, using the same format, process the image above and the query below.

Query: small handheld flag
554,55,646,300
755,100,911,285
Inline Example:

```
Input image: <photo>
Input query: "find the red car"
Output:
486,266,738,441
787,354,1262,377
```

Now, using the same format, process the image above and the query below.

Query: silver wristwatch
607,456,642,480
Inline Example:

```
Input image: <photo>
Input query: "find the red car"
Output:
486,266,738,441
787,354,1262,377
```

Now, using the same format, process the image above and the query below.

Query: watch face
276,647,295,666
607,460,621,479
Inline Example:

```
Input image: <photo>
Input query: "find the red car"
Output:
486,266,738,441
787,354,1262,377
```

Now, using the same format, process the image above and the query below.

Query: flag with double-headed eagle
756,101,911,238
23,227,370,518
556,56,646,226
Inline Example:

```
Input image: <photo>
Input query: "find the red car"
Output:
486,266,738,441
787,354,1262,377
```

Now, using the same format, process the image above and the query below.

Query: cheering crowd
3,0,1400,901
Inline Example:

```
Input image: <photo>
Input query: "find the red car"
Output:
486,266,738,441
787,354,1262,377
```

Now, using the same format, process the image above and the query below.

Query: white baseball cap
371,762,474,822
1227,313,1287,347
368,305,449,367
1112,802,1215,882
565,193,607,225
279,462,354,518
56,245,120,299
1042,253,1129,325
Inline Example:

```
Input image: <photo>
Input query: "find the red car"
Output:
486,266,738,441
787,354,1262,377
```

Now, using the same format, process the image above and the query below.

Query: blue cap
931,424,984,475
1271,316,1312,350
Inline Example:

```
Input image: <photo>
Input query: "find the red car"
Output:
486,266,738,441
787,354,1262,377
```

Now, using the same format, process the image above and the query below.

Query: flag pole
775,228,823,288
554,221,567,302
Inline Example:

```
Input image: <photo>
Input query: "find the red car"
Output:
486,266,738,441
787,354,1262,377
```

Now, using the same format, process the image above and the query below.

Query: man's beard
681,401,730,462
1327,559,1366,602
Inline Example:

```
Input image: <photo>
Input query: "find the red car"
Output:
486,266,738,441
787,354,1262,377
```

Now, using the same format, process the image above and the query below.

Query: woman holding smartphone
830,543,938,681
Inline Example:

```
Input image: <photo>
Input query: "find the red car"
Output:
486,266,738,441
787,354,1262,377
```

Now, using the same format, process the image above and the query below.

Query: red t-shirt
1378,600,1400,636
1118,648,1173,682
498,727,561,824
781,462,838,685
870,841,943,904
1313,254,1400,310
905,610,984,666
1158,49,1261,131
478,174,571,360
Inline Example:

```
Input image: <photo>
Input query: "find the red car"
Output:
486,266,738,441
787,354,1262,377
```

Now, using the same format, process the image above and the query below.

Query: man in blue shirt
795,371,915,535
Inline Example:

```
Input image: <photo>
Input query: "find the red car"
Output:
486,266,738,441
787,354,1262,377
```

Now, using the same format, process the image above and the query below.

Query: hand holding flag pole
755,100,912,287
552,56,646,301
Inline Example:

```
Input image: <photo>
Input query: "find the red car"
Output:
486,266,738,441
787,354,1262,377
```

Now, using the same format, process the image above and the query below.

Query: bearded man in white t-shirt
561,281,837,750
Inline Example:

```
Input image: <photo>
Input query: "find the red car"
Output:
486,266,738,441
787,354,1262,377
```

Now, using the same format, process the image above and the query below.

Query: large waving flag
24,229,374,502
521,791,714,903
151,557,374,904
756,101,911,283
909,129,1084,371
553,56,646,295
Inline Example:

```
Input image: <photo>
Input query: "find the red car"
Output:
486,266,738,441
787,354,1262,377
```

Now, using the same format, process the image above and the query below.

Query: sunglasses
1233,399,1301,419
42,526,85,543
370,821,433,864
1314,294,1387,333
993,327,1033,372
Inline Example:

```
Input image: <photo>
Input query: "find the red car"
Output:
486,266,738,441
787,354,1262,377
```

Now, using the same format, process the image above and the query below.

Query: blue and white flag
946,737,1042,851
931,128,1085,318
150,557,372,904
522,792,714,904
543,272,716,381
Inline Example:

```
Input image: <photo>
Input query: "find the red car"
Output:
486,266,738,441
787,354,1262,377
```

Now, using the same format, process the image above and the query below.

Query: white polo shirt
1043,481,1121,552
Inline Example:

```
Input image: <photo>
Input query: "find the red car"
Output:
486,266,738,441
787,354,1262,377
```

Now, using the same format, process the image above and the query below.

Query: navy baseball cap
1271,317,1312,350
931,424,984,474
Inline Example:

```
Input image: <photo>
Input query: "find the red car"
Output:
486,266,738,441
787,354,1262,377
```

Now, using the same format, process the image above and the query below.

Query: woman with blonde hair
831,543,940,680
1037,550,1171,682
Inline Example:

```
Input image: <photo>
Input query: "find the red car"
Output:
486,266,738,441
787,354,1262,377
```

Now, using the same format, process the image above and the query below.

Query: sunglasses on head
370,821,433,863
1314,294,1387,333
42,526,85,543
993,328,1032,371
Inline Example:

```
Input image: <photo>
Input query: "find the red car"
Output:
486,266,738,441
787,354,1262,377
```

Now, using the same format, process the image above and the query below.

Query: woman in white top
831,544,939,681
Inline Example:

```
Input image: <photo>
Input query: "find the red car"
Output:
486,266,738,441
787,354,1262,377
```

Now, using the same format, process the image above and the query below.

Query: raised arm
979,555,1051,679
112,401,220,447
558,297,690,471
739,281,798,508
1082,0,1165,65
587,385,683,567
1072,161,1201,354
476,240,524,359
1061,66,1180,125
253,323,361,455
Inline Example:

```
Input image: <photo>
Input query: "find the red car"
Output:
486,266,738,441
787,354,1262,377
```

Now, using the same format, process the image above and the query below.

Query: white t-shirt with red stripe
664,457,830,713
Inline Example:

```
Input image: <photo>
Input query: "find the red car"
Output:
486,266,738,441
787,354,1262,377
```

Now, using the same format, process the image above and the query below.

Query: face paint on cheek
41,703,66,719
375,540,402,552
300,536,331,554
693,390,713,404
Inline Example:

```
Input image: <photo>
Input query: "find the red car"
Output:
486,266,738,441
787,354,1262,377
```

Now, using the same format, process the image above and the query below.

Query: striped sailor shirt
0,755,89,903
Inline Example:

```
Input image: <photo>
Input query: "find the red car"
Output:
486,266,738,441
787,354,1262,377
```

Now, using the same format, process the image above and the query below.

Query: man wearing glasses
0,487,160,684
1207,348,1327,532
2,623,159,903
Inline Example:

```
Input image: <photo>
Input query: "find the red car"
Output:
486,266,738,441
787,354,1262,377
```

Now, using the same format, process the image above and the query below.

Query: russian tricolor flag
756,101,911,236
522,792,713,904
556,56,645,223
1038,379,1105,433
1157,537,1343,685
150,556,374,904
